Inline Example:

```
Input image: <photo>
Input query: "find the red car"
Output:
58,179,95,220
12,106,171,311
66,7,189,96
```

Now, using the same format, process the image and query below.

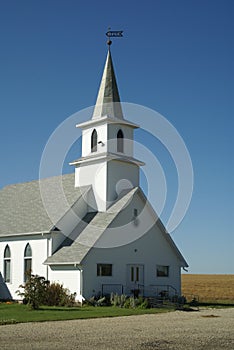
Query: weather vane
106,28,123,46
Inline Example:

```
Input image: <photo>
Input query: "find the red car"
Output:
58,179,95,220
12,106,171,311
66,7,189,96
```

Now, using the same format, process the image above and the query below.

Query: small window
24,243,32,282
4,245,11,283
97,264,112,276
91,129,97,152
157,265,169,277
117,129,124,153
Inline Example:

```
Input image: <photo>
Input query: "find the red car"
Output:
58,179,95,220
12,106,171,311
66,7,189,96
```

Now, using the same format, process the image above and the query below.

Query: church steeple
92,47,124,120
71,43,144,212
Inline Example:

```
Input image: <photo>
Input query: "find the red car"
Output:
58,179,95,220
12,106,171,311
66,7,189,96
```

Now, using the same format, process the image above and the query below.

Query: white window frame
97,263,112,277
3,245,11,283
156,265,169,277
24,243,32,282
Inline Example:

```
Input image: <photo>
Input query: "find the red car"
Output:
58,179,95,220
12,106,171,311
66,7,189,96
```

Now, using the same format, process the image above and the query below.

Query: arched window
4,245,11,283
91,129,97,152
24,243,32,282
117,129,124,153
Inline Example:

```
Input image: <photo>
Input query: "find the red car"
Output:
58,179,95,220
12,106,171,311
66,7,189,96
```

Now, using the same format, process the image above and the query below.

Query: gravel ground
0,308,234,350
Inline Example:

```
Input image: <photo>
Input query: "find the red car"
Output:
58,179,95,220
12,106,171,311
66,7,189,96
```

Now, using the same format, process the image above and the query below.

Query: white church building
0,43,188,302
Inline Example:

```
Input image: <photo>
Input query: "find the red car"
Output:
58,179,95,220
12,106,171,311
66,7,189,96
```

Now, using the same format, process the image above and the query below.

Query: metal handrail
101,283,178,298
101,283,124,296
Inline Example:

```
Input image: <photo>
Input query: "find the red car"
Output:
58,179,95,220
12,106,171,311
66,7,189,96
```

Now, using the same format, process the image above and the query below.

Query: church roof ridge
44,187,138,266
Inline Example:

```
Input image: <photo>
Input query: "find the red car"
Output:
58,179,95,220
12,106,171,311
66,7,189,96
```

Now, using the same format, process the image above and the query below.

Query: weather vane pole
106,27,123,47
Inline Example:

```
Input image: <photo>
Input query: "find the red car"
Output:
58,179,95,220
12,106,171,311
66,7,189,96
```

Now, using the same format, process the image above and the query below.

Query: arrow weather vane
106,28,123,46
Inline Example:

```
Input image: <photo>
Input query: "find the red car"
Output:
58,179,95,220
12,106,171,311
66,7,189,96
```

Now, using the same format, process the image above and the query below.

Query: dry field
182,274,234,303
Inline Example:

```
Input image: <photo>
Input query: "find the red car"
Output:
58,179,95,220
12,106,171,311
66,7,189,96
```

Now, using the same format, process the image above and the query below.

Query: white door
127,264,144,295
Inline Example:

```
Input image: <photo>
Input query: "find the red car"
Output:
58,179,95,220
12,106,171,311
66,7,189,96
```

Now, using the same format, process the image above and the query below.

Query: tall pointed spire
92,47,124,120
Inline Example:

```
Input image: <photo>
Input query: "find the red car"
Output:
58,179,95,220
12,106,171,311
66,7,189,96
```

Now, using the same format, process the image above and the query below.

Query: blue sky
0,0,233,273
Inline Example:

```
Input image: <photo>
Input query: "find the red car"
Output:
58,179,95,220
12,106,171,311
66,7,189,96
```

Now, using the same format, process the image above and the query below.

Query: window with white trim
156,265,169,277
4,245,11,283
117,129,124,153
97,264,112,276
91,129,97,152
24,243,32,282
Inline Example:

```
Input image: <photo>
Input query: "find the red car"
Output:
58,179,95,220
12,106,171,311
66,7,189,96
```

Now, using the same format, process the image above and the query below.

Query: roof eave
76,115,139,129
0,230,51,238
44,261,82,267
70,152,145,167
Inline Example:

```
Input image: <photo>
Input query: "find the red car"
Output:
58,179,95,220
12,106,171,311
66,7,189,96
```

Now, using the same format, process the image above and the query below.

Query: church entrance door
126,264,144,296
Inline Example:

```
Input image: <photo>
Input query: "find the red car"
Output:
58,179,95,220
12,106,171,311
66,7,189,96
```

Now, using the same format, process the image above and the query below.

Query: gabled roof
136,189,189,268
44,187,188,267
44,188,138,265
92,48,124,120
0,174,84,236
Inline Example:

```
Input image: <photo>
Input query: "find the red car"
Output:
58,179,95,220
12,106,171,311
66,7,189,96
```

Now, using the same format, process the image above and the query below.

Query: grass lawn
0,303,172,325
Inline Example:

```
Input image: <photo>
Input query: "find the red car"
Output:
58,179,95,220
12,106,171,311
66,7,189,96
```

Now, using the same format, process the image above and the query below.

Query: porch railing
101,283,178,298
101,284,124,296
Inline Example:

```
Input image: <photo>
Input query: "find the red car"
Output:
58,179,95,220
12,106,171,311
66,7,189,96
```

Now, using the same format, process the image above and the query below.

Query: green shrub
45,282,76,307
129,296,136,308
110,293,127,308
110,294,149,309
138,298,150,309
17,274,49,309
17,274,76,309
110,293,120,307
123,298,131,308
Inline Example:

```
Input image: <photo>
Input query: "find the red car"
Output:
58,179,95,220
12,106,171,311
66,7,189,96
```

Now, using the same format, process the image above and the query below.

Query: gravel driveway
0,308,233,349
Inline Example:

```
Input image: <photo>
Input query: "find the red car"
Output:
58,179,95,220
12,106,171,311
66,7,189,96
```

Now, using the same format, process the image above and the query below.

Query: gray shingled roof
45,187,188,267
44,188,138,265
0,173,85,236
